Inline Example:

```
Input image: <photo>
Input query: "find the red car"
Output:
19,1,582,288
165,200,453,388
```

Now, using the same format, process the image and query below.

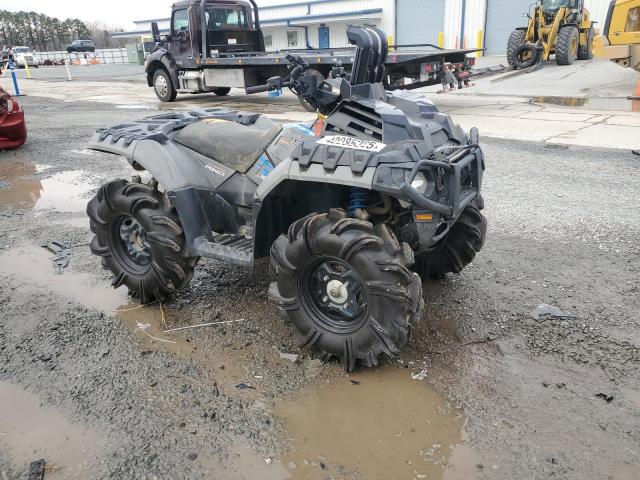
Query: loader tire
412,198,487,280
578,27,594,60
507,30,526,67
556,26,579,66
269,209,424,371
87,179,197,304
513,43,539,70
213,87,231,96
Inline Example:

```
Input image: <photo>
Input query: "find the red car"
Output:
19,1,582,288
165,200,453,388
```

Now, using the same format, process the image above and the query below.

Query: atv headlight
410,172,428,194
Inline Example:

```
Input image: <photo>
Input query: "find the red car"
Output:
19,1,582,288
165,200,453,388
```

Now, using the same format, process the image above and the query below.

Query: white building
114,0,614,55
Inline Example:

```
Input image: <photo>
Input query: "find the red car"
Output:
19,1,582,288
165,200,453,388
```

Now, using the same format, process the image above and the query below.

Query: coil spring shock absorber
348,188,370,216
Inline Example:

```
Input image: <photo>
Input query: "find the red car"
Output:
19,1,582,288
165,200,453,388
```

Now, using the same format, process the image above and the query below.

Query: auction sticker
316,135,386,152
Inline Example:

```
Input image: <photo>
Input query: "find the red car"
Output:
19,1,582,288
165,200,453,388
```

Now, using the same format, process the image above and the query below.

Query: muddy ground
0,93,639,480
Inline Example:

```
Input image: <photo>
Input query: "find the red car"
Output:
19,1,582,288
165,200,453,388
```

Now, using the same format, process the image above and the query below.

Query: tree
0,9,94,51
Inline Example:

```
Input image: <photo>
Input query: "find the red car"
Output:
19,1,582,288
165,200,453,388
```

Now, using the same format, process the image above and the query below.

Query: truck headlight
411,172,428,194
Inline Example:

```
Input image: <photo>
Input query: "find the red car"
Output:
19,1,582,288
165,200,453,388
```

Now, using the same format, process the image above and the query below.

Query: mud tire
507,30,526,67
87,179,197,304
413,198,487,280
213,87,231,96
556,26,579,66
269,210,423,371
513,44,540,70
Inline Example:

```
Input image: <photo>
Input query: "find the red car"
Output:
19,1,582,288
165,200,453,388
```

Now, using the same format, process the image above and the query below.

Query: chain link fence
33,48,134,65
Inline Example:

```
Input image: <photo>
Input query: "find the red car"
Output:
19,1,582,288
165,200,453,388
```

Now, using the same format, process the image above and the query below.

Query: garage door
397,0,446,46
484,0,533,54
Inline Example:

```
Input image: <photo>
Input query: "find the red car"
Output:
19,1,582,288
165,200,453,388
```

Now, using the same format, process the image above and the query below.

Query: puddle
0,162,93,211
532,96,640,112
0,246,129,312
0,381,105,478
198,441,290,480
275,366,477,479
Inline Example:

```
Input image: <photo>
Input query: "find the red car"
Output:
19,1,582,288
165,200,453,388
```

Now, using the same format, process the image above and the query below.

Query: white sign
316,135,386,152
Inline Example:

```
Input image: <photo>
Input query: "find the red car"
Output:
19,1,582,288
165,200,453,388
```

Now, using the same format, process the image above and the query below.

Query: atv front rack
400,143,483,218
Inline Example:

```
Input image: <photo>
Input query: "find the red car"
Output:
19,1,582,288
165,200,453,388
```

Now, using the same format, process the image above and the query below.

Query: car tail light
467,57,476,67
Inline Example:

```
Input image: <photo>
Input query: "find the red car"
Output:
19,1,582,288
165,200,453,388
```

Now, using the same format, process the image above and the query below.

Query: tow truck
145,0,480,105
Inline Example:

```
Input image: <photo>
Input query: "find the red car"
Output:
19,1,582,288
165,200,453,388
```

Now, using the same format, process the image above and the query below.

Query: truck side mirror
151,22,161,43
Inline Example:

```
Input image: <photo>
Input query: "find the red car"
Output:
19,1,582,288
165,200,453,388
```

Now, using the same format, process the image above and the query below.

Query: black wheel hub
298,257,368,332
112,215,152,271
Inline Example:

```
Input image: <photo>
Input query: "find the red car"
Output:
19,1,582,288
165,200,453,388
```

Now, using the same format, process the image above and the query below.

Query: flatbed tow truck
145,0,480,105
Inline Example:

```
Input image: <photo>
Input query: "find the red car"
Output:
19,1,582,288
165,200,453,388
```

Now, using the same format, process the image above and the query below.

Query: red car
0,86,27,149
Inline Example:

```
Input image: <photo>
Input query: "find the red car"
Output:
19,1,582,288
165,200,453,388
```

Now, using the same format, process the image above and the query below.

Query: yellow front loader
508,0,595,69
594,0,640,71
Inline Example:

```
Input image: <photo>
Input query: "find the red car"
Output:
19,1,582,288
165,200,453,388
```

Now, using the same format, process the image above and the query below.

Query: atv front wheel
87,179,197,303
413,199,487,280
269,209,423,371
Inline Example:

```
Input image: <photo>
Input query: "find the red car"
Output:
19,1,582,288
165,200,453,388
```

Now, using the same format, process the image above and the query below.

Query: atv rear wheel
556,26,579,66
413,198,487,280
87,179,197,303
269,210,423,371
507,30,526,67
153,69,177,102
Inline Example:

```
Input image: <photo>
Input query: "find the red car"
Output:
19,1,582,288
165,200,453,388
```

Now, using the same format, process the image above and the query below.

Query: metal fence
33,48,132,65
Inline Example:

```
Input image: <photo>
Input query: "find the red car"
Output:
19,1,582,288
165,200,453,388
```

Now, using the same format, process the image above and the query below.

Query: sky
0,0,300,29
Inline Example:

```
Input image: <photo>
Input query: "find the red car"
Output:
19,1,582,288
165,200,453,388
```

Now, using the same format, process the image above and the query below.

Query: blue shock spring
348,188,370,215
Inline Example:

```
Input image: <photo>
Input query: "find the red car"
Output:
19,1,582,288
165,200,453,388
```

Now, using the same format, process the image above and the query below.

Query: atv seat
174,116,281,173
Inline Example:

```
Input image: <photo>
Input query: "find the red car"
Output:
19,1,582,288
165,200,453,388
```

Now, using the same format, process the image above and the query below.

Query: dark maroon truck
145,0,479,103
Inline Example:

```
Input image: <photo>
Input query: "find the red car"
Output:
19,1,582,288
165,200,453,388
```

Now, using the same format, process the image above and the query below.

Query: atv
86,26,487,371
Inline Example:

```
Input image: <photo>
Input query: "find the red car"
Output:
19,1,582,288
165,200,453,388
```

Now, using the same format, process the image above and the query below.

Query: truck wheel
87,178,197,304
577,27,594,60
413,199,487,280
213,87,231,96
556,26,579,65
153,69,177,102
507,30,526,67
269,209,423,371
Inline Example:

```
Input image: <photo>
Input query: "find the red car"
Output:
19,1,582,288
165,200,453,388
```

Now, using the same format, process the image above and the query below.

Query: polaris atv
86,26,487,371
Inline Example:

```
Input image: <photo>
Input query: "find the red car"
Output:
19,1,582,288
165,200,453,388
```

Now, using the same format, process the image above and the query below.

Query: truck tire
556,26,579,65
269,209,423,371
507,30,526,67
87,178,197,304
153,68,177,102
577,27,594,60
513,43,540,70
213,87,231,96
412,198,487,280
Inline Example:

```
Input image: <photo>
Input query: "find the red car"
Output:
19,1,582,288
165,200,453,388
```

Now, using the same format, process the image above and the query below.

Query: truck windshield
205,7,248,29
541,0,574,8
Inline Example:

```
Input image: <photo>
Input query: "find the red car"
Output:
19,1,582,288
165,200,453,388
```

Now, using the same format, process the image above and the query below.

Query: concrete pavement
2,58,639,150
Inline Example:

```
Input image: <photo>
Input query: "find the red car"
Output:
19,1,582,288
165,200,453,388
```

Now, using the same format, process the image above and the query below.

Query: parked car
11,46,38,68
66,40,95,53
0,87,27,149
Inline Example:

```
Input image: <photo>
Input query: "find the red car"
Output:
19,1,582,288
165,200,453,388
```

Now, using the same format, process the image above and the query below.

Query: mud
0,381,105,479
276,366,476,480
0,93,639,479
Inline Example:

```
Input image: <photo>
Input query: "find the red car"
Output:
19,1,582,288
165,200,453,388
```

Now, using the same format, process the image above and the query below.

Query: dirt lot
0,91,639,480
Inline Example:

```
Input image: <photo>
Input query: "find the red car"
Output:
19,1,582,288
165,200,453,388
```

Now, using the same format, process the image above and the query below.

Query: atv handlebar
245,84,273,94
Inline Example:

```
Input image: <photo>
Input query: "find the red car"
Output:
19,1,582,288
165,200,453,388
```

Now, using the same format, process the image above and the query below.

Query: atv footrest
193,234,254,267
